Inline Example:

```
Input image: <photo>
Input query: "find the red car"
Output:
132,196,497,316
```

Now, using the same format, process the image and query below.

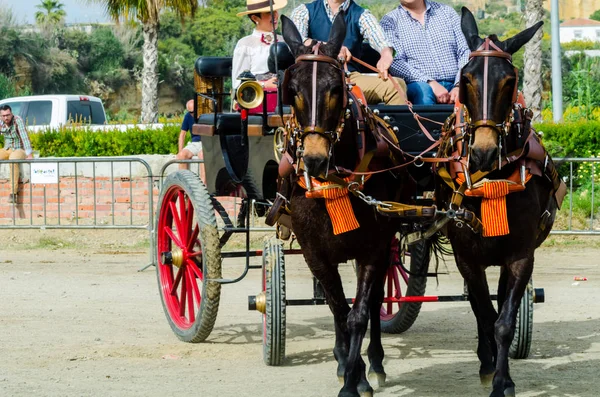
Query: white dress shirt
231,29,282,88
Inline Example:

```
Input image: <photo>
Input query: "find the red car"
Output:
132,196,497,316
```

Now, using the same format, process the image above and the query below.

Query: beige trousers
0,148,26,194
348,72,408,106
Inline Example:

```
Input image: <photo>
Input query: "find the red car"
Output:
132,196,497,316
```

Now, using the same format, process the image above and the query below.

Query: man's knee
8,149,26,160
407,82,436,105
0,149,9,160
177,149,194,160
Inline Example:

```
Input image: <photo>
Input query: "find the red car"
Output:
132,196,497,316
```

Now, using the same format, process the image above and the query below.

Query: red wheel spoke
165,226,184,249
386,270,393,314
185,200,195,247
188,266,201,305
188,250,202,257
186,269,195,321
187,258,203,281
187,224,199,251
169,201,185,240
177,191,188,243
179,273,187,318
171,267,184,295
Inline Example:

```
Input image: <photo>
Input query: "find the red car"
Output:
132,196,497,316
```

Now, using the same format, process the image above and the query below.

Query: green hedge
1,121,598,159
0,124,181,157
535,121,600,158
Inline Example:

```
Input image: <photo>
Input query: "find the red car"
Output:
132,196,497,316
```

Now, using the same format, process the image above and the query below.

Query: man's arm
15,117,32,157
359,10,395,78
381,14,430,83
290,5,310,42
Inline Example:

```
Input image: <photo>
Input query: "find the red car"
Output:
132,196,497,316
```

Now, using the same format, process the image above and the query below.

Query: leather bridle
283,43,348,144
462,37,518,136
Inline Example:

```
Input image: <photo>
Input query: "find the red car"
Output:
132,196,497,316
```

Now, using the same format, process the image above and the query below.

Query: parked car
0,95,107,131
0,94,165,132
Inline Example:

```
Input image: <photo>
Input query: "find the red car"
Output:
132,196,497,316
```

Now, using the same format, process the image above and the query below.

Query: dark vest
306,0,365,72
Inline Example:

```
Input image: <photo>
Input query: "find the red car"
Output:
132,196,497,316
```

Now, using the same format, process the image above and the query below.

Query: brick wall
1,175,244,226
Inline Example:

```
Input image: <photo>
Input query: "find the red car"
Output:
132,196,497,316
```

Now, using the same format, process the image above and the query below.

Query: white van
0,94,107,131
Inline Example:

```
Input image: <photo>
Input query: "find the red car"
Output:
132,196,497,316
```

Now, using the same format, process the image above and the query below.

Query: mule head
281,14,347,177
459,7,542,172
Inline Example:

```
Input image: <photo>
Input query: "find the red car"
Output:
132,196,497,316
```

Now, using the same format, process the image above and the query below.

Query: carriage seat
192,113,264,137
195,57,233,78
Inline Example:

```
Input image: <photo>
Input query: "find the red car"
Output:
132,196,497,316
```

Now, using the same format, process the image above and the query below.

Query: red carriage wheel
380,236,430,334
261,237,286,366
156,170,222,343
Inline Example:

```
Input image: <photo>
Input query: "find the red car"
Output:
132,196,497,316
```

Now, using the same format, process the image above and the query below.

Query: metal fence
1,156,599,265
0,157,156,267
551,157,600,235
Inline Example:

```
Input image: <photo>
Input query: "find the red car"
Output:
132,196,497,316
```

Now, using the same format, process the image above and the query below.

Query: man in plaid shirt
381,0,470,105
0,104,33,204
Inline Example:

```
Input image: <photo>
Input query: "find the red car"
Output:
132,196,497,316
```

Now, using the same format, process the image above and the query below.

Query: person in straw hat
232,0,287,90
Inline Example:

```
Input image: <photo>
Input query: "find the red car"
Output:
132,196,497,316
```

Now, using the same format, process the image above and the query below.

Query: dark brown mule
436,8,559,397
280,14,412,397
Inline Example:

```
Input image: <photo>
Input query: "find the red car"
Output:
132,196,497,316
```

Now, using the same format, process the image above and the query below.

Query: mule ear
281,15,304,57
322,11,346,58
461,7,482,51
502,21,544,55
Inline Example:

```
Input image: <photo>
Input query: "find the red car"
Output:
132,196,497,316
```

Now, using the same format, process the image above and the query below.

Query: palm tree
100,0,197,123
523,0,544,122
35,0,66,26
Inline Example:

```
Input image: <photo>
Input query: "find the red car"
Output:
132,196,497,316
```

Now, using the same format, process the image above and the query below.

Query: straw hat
237,0,287,16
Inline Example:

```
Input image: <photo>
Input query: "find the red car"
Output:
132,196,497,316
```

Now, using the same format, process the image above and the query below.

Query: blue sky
3,0,109,24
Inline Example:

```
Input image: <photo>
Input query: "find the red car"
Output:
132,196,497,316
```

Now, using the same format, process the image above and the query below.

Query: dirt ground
1,229,600,397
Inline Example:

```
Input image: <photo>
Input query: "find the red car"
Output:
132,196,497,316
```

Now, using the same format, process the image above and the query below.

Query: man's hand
26,154,33,160
449,87,460,104
428,80,450,104
337,46,352,63
376,47,394,80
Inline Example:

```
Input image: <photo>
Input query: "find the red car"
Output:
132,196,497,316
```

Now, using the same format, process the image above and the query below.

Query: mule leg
367,264,387,389
458,260,498,385
491,258,533,397
307,259,352,382
339,259,382,397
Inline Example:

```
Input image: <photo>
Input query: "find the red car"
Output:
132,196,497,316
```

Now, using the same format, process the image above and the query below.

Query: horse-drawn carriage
154,9,563,397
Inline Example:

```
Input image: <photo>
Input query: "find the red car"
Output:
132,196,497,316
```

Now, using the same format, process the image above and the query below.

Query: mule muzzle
470,146,498,172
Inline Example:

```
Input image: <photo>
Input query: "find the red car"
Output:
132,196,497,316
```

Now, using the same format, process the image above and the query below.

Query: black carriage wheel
380,236,430,334
156,170,222,343
509,278,534,359
262,237,286,366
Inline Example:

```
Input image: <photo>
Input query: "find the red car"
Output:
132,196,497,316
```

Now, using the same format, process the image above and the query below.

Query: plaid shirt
380,1,470,84
0,115,33,156
290,0,391,53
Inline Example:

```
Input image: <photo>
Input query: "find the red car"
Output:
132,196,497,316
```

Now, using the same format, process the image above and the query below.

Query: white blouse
231,29,282,88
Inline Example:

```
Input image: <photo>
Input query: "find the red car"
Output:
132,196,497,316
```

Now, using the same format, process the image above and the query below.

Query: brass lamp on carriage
235,70,265,144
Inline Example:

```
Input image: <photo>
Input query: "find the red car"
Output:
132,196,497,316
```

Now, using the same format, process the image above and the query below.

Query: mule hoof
338,376,345,385
480,372,495,387
368,371,386,389
359,391,373,397
503,386,515,397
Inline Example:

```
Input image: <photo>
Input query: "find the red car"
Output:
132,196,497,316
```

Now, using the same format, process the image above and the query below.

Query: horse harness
267,46,438,235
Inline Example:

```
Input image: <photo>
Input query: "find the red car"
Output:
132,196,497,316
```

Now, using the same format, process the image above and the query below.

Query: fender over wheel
261,237,286,366
156,170,222,343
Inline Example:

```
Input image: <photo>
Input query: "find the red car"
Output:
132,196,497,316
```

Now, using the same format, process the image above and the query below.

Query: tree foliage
35,0,66,26
590,9,600,21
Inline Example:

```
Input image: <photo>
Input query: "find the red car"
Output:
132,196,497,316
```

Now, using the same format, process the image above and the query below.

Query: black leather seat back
195,57,233,78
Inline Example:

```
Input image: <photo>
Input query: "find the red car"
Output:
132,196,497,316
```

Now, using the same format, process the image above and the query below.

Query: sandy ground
1,230,600,397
